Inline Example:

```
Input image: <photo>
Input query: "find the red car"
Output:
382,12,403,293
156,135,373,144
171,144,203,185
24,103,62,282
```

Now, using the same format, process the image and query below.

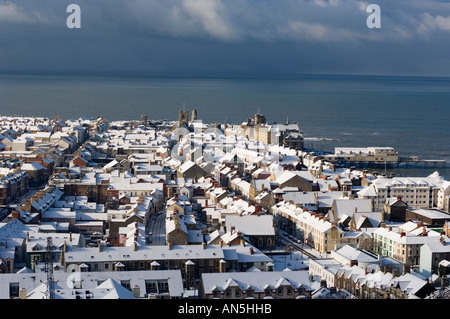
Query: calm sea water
0,73,449,178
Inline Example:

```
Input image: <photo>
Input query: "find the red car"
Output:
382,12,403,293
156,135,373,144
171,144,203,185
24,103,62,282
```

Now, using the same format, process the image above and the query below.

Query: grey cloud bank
1,0,450,76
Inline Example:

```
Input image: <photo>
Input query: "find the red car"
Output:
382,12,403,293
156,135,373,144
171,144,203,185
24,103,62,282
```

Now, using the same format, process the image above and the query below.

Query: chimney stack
25,199,31,212
132,285,140,298
19,288,27,300
11,211,20,220
402,264,410,275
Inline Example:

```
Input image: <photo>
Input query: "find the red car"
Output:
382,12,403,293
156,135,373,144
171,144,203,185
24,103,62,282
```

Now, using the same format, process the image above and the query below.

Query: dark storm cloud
1,0,450,75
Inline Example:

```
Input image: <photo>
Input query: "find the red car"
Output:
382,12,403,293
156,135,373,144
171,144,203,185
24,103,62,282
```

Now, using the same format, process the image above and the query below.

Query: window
158,280,169,293
145,280,157,294
121,280,131,290
258,238,264,247
9,283,19,298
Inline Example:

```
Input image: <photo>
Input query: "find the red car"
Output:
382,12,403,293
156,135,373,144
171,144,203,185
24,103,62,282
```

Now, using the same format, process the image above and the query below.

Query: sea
0,72,449,179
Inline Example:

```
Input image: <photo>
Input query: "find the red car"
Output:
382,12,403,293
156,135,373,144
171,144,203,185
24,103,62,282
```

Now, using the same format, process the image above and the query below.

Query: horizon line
1,70,450,81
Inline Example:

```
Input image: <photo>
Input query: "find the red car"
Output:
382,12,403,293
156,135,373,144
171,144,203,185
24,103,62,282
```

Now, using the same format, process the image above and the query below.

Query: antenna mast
45,236,55,299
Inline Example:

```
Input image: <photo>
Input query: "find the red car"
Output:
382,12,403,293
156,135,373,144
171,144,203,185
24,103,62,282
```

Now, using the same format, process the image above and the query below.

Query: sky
1,0,450,77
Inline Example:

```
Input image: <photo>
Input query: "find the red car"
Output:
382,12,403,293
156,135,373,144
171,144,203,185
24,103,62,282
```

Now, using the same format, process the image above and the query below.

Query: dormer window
212,289,220,298
277,287,283,296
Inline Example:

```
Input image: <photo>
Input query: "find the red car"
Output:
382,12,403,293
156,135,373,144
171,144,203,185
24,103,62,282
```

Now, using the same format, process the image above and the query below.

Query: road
277,232,322,259
147,210,166,245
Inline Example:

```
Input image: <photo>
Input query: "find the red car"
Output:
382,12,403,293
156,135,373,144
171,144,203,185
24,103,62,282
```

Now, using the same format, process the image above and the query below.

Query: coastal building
437,180,450,212
21,162,47,187
166,212,202,246
372,222,448,267
199,270,314,299
0,219,41,273
308,245,402,288
26,232,83,271
0,169,29,205
272,170,316,192
63,243,272,288
224,215,276,250
272,200,374,253
419,236,450,278
177,160,208,179
0,269,184,299
334,264,435,299
358,172,448,211
323,147,399,166
383,197,408,222
224,113,304,150
405,208,450,227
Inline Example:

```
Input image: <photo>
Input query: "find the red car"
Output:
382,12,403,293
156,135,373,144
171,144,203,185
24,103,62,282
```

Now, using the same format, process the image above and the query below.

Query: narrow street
277,231,322,259
147,210,166,245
